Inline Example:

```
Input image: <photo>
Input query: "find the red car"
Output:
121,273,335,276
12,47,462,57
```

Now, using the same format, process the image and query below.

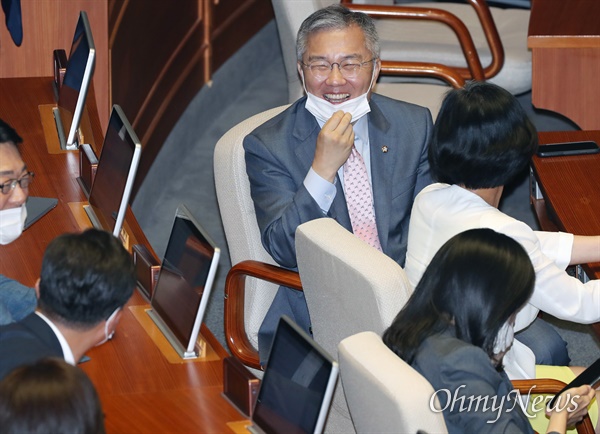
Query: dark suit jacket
0,313,63,380
243,94,433,362
412,332,534,434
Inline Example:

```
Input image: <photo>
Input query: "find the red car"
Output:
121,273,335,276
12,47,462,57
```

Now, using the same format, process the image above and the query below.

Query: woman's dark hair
429,81,538,189
383,228,535,364
0,358,105,434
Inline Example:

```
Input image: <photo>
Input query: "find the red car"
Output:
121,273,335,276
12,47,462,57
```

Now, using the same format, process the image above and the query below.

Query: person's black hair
383,228,535,364
38,228,135,329
429,81,538,189
0,118,22,147
0,357,105,434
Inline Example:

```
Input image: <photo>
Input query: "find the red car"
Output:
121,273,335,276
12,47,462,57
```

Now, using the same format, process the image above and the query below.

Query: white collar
35,311,76,365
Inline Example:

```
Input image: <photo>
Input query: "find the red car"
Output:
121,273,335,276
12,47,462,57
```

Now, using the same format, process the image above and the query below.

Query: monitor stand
38,104,96,155
146,309,204,360
82,204,101,230
52,107,77,150
127,305,218,364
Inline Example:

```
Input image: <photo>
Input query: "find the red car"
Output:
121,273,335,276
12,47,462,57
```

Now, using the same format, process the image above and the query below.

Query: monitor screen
84,105,141,238
55,10,95,150
251,316,339,434
148,204,220,358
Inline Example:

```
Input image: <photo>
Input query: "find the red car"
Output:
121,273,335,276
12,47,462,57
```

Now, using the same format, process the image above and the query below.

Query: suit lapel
368,97,393,252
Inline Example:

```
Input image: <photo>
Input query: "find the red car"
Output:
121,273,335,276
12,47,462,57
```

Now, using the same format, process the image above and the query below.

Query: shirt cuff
534,231,574,270
303,167,337,213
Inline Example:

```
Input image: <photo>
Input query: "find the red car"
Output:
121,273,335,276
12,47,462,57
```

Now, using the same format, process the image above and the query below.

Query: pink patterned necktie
343,145,382,251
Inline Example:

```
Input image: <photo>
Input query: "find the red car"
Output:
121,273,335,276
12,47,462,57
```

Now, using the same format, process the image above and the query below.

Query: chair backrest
272,0,530,97
214,105,289,353
295,218,412,433
338,331,448,434
376,1,530,95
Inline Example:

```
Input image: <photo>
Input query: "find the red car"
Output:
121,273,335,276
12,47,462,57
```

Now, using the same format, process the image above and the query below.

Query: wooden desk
530,130,600,333
528,0,600,130
0,77,246,433
0,77,102,285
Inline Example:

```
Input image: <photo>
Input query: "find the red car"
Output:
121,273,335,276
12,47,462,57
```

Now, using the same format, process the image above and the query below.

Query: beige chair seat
214,105,292,375
377,2,531,95
338,331,448,434
374,82,448,120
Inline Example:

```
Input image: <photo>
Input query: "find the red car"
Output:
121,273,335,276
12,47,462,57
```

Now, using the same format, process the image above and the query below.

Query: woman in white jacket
404,80,600,377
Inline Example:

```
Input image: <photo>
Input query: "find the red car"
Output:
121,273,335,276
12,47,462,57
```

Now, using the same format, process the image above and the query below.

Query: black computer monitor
147,204,220,359
83,105,141,238
54,11,95,150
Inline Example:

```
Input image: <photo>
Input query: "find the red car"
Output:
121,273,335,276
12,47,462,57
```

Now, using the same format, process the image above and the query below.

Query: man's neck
58,326,99,362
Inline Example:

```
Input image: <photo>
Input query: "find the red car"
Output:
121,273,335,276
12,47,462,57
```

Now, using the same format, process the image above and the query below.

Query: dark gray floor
132,20,599,367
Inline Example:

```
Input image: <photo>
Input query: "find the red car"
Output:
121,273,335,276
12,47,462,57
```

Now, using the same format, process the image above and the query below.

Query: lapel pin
381,145,388,153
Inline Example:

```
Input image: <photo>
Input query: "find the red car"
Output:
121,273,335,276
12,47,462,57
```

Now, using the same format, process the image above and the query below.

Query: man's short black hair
0,119,22,146
38,229,135,329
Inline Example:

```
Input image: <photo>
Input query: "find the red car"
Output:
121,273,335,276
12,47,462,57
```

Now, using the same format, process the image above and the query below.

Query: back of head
38,229,135,329
429,81,538,189
0,357,105,434
296,4,380,62
384,228,535,363
0,118,22,146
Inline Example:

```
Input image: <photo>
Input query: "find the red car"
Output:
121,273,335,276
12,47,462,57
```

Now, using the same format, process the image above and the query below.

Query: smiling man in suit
244,5,433,364
0,228,135,380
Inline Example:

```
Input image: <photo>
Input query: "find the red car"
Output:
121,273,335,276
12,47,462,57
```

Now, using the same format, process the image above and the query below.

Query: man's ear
373,58,381,83
34,278,41,299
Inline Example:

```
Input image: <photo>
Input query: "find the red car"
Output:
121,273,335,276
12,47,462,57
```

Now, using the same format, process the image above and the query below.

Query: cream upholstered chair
339,332,596,434
214,104,301,372
353,0,531,94
338,331,448,434
295,218,412,433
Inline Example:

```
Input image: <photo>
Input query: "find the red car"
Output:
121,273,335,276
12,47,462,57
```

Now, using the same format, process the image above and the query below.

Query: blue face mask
301,68,376,124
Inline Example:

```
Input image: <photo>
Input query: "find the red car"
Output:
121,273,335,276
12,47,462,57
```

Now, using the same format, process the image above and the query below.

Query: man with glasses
0,119,37,325
244,5,433,363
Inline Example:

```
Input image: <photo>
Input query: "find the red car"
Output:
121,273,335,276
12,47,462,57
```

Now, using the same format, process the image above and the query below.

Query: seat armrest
379,60,466,88
343,0,506,81
511,379,595,434
224,260,302,370
342,2,485,81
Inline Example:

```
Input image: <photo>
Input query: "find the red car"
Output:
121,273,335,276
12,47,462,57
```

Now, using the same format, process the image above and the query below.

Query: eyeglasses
0,172,34,194
301,59,376,81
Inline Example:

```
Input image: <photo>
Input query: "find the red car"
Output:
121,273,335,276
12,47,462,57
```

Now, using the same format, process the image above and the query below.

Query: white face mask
0,204,27,245
301,67,376,124
492,320,515,355
95,308,120,347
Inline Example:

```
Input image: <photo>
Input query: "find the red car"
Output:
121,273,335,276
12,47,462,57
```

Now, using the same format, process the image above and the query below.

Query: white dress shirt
35,311,76,365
